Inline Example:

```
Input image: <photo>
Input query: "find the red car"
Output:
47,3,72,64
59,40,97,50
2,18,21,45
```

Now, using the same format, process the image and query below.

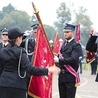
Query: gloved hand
92,30,98,36
79,56,82,59
54,55,59,63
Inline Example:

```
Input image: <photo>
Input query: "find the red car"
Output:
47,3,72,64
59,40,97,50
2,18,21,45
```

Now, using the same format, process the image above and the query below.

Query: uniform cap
63,23,75,32
31,23,39,33
31,23,39,29
8,27,24,39
1,28,8,35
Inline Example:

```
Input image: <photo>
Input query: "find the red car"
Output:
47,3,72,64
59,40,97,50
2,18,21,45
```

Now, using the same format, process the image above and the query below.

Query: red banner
86,51,95,63
75,23,81,42
53,32,60,55
28,26,54,98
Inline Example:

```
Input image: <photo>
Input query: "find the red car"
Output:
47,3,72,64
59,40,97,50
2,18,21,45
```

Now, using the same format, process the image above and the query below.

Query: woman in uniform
0,27,59,98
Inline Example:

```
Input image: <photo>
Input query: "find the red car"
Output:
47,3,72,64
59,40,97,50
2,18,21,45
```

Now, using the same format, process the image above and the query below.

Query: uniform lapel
0,43,3,48
60,39,75,52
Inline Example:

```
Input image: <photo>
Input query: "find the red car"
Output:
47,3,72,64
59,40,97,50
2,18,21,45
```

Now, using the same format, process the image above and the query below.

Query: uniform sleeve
59,43,82,66
20,49,48,76
86,36,97,52
0,54,3,75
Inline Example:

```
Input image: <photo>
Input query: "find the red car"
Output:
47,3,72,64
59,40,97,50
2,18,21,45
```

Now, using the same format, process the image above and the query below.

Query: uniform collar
66,37,74,43
3,42,8,46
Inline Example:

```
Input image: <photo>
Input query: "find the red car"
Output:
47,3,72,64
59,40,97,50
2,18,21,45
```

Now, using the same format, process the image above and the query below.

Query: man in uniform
20,30,35,62
20,23,39,62
0,28,9,75
54,23,82,98
0,28,9,48
86,29,98,52
86,30,98,81
90,52,97,75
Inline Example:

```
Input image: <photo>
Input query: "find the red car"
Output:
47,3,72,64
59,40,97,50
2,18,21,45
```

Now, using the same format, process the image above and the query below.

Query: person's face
16,36,23,46
64,31,74,40
1,34,8,42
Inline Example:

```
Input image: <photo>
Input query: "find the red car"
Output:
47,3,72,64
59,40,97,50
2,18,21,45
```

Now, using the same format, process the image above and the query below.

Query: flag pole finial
32,2,39,14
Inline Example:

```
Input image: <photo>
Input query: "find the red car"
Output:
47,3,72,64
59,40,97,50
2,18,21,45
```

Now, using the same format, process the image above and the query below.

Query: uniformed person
0,28,9,48
31,23,39,34
90,52,97,75
86,29,98,52
20,23,39,62
54,23,82,98
0,27,60,98
0,28,9,75
20,30,35,62
86,29,98,81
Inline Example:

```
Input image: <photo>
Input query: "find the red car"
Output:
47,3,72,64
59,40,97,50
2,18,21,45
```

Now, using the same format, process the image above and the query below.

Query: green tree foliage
54,2,93,46
2,3,15,14
31,15,38,25
44,25,56,40
54,2,71,38
30,15,56,40
0,11,32,32
74,7,93,45
0,11,4,19
0,3,57,41
0,3,14,20
0,4,32,32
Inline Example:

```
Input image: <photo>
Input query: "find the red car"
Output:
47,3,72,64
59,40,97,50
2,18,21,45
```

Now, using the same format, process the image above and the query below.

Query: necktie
67,41,69,44
65,41,69,46
3,44,6,47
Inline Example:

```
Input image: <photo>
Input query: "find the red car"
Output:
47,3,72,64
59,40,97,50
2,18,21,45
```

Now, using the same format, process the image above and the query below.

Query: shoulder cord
25,38,34,56
18,49,26,78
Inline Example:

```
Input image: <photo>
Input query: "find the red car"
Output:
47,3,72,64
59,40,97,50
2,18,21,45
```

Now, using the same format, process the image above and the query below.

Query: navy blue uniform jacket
59,39,82,83
0,44,48,90
86,35,97,52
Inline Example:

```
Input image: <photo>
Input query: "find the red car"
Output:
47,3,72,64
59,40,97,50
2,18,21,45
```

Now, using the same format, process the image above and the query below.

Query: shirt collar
3,42,8,46
66,37,74,43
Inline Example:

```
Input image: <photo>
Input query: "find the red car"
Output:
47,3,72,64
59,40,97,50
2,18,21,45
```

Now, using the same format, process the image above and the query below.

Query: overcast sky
0,0,98,28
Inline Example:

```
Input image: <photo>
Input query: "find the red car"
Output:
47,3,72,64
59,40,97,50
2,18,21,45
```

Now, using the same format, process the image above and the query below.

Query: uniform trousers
0,86,27,98
91,61,97,75
59,81,76,98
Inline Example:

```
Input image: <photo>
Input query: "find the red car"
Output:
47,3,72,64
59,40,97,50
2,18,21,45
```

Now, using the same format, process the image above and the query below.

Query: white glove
54,55,59,63
79,56,82,59
92,30,98,36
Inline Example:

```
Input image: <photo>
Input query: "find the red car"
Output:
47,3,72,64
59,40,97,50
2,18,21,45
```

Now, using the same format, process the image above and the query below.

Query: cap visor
2,32,8,34
19,33,24,36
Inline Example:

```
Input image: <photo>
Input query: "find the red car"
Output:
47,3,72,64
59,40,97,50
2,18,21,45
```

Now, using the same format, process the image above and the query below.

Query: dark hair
8,39,16,46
